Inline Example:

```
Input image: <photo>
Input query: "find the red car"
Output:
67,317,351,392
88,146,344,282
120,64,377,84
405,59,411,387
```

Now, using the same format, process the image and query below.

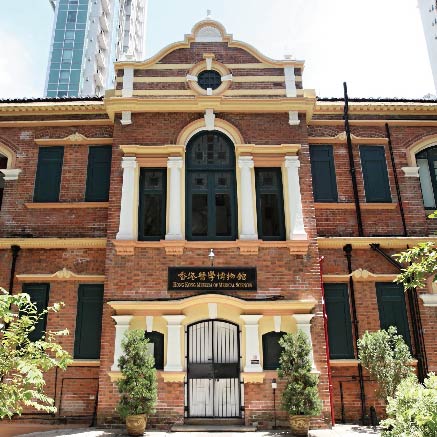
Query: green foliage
0,288,72,418
395,241,437,290
278,331,322,416
357,326,413,401
381,373,437,437
116,329,157,418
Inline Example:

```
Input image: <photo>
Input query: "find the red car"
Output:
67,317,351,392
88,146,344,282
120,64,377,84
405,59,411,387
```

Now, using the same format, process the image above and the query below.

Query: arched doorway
187,319,241,418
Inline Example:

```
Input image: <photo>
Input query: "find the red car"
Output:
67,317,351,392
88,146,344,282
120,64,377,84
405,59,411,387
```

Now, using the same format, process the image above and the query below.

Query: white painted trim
402,166,420,177
111,315,133,371
1,169,22,181
204,109,215,130
241,315,263,372
238,156,258,240
284,66,297,98
420,294,437,306
163,315,185,372
289,111,300,126
293,314,316,370
120,111,132,125
122,67,134,98
165,157,184,241
146,316,154,333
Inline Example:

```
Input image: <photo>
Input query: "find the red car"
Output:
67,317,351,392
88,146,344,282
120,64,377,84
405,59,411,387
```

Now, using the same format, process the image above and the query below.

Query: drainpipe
343,83,363,237
369,243,428,382
318,256,335,426
385,123,407,237
8,245,21,294
343,244,367,424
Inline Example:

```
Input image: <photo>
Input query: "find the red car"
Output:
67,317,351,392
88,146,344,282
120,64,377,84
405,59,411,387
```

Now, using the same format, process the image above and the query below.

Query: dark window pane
192,194,208,236
216,193,231,236
197,70,222,90
255,168,285,240
138,169,166,240
262,332,286,370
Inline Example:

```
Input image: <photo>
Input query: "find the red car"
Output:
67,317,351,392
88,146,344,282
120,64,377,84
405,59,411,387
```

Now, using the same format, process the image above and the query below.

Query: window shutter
34,147,64,202
262,332,286,370
74,284,104,359
85,146,112,201
376,282,411,348
144,331,164,369
22,283,50,342
360,146,391,202
324,283,355,359
255,168,285,240
138,169,167,240
309,145,338,202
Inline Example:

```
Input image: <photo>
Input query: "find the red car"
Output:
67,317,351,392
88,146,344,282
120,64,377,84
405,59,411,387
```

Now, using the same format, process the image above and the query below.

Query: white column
163,315,185,372
241,315,263,372
165,157,183,240
116,157,138,240
293,314,316,370
111,315,133,371
238,156,258,240
284,156,307,240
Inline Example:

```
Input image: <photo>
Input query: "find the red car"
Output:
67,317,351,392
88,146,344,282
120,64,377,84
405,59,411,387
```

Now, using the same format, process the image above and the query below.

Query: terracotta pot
289,415,311,436
126,414,147,436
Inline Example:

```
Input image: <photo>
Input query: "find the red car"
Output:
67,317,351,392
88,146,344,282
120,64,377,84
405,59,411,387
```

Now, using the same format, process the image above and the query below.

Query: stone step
171,424,257,432
184,418,245,425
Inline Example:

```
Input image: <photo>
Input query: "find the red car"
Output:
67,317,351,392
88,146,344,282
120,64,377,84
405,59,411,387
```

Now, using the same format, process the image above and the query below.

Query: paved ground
0,424,381,437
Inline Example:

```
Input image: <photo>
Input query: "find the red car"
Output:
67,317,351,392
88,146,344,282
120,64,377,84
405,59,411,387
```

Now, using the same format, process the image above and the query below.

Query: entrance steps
172,418,257,432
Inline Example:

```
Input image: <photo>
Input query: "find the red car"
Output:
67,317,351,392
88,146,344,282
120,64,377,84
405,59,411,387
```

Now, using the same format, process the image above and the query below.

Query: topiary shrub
278,331,322,416
381,373,437,437
116,330,157,419
357,326,413,401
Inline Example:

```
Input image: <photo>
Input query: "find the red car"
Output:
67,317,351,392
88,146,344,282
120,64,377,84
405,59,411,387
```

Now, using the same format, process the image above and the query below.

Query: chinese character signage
168,267,257,291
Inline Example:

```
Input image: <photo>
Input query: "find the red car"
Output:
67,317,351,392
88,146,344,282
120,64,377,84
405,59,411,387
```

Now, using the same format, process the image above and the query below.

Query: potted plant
278,331,322,436
116,329,158,436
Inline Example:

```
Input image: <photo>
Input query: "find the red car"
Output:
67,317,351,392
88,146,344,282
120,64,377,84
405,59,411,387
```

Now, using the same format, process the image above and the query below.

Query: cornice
0,238,107,250
104,95,316,121
235,144,301,156
107,293,317,314
308,131,388,145
17,268,105,282
0,101,106,116
317,236,437,250
120,144,185,156
323,269,398,282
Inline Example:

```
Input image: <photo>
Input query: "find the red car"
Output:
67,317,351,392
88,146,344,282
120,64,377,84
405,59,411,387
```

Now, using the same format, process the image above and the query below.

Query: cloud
0,31,44,98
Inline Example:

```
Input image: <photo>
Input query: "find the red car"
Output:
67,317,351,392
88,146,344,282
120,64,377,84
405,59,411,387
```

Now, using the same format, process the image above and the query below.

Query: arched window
0,153,7,210
186,131,237,240
262,331,286,370
144,331,164,370
417,145,437,209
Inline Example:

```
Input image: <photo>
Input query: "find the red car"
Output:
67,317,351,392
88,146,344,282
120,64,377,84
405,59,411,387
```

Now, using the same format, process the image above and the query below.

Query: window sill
68,359,100,367
112,238,309,256
315,202,397,210
25,202,109,209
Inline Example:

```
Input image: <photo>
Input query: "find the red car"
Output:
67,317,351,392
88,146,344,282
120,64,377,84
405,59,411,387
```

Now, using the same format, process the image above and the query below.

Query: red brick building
1,19,437,429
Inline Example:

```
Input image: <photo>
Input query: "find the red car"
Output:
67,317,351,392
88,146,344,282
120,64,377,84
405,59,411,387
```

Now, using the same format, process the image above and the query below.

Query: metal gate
187,320,241,418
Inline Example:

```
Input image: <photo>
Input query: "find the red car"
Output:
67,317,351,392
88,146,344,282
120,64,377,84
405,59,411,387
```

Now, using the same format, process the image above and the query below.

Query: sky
0,0,434,99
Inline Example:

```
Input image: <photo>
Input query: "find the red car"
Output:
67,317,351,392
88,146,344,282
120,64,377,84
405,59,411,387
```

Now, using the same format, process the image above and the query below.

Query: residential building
45,0,147,97
418,0,437,93
1,19,437,428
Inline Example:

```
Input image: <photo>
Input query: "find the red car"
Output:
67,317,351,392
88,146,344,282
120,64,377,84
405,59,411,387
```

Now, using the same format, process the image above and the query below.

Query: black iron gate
187,320,241,418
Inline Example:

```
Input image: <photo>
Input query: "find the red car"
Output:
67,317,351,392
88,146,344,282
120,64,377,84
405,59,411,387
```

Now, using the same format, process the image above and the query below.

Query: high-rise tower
418,0,437,93
45,0,148,97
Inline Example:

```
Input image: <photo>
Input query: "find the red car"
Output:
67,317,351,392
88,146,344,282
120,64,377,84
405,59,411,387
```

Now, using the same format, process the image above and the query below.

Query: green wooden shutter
22,283,50,342
34,147,64,202
138,169,167,240
85,146,112,201
360,146,392,202
324,283,354,359
376,282,411,348
144,331,164,369
310,145,338,202
74,284,104,359
255,168,285,241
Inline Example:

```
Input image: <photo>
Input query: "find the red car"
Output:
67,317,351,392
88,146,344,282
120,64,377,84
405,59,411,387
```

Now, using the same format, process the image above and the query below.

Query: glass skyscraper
45,0,148,97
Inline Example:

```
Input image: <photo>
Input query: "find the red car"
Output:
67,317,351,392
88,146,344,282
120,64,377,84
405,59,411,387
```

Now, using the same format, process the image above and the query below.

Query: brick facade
1,18,437,431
